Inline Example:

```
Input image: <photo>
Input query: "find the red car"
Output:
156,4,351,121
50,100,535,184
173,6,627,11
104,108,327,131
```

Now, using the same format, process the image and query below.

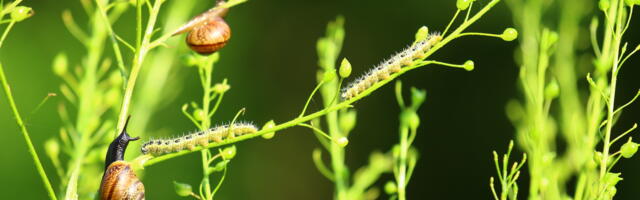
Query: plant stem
0,0,24,19
94,0,127,79
116,0,164,133
397,126,409,200
144,59,454,166
142,0,502,166
327,107,348,200
600,0,623,186
62,8,110,197
599,0,623,177
199,54,217,200
0,21,15,47
0,63,58,200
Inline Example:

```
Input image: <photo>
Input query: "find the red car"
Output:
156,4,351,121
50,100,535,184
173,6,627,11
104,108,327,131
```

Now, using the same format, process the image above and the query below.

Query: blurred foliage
0,0,639,199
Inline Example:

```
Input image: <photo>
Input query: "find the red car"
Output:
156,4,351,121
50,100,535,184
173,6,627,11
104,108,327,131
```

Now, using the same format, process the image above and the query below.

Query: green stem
142,0,502,167
145,59,453,166
199,54,216,200
201,150,212,200
299,80,326,117
116,0,164,133
453,32,502,39
0,21,15,47
0,0,23,18
397,126,409,200
312,149,335,181
94,0,127,80
328,111,347,200
442,9,460,36
299,123,333,141
599,0,622,182
0,63,58,200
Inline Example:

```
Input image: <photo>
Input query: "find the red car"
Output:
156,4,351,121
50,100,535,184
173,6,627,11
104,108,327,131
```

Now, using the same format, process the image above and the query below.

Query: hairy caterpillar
341,33,442,100
141,122,258,156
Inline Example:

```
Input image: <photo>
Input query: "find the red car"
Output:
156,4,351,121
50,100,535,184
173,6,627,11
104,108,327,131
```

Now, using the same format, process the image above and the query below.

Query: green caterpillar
141,122,257,156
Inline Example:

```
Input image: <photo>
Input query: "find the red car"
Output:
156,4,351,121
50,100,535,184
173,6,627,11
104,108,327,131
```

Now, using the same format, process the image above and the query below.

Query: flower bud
182,54,199,67
44,138,60,161
339,58,352,78
11,6,33,22
457,0,473,10
193,109,205,121
221,146,237,160
384,181,397,194
463,60,475,71
213,82,230,93
261,120,276,139
599,0,610,11
604,172,622,186
501,28,518,42
52,53,68,76
410,87,427,108
621,138,638,158
545,79,560,99
334,136,349,147
401,110,420,130
415,26,429,42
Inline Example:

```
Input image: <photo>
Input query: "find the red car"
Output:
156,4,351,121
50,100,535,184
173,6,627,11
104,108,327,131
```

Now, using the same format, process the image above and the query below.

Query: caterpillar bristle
341,32,442,100
140,122,259,156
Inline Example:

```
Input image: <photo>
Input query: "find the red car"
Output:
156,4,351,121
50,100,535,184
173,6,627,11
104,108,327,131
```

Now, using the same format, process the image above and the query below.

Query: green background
1,0,639,199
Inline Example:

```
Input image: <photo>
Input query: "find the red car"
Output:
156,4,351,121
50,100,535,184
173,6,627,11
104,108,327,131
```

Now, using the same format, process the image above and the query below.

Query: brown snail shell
174,1,231,55
100,161,145,200
186,17,231,55
99,117,145,200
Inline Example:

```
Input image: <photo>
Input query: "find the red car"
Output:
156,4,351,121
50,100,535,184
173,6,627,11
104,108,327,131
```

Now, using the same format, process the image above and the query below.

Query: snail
173,0,231,55
99,117,145,200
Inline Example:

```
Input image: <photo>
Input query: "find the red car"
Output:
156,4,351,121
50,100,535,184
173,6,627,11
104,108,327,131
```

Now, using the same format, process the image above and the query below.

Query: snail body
99,117,145,200
174,0,231,55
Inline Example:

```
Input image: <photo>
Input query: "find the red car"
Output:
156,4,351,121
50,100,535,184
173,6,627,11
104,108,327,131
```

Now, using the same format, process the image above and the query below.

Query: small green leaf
173,181,193,197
